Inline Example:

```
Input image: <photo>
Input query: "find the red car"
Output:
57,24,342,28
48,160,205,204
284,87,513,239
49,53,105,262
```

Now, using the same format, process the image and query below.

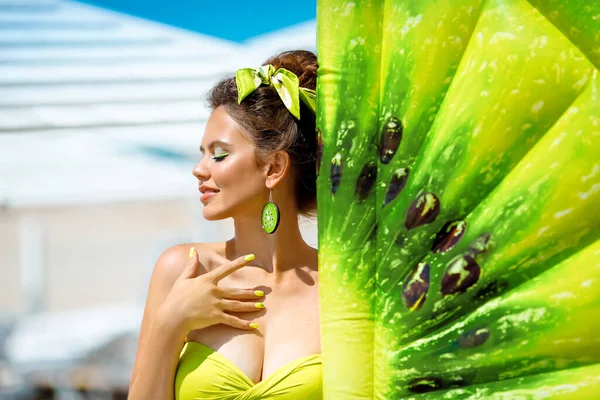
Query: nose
192,154,210,181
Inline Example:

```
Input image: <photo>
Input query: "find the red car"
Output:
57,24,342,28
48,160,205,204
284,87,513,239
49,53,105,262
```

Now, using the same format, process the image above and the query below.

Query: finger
217,287,265,300
199,247,231,266
210,252,231,265
208,254,255,283
219,313,259,330
219,299,265,313
180,246,200,279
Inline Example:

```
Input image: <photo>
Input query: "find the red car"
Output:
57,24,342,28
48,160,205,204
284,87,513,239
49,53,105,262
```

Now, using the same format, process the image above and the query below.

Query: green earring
261,188,280,234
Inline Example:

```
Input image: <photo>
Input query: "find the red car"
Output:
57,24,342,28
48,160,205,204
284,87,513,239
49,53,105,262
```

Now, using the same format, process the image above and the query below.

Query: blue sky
80,0,316,42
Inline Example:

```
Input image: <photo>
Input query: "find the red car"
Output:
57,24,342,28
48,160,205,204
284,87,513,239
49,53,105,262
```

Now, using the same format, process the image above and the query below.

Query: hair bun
264,50,318,91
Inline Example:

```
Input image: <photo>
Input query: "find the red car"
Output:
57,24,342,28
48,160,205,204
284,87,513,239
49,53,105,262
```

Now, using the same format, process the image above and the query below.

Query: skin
129,105,319,397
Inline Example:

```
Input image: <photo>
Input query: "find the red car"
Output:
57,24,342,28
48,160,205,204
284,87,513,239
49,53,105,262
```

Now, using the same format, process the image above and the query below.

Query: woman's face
192,106,267,220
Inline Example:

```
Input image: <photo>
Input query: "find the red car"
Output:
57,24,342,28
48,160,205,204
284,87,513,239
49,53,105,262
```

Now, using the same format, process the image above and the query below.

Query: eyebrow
199,140,232,153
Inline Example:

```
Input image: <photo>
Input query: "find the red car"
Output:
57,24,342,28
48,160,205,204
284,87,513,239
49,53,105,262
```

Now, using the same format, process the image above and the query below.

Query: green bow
235,64,316,119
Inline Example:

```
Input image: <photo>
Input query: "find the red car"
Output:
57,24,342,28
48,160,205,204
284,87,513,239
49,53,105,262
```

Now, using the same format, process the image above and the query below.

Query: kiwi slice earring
261,188,280,234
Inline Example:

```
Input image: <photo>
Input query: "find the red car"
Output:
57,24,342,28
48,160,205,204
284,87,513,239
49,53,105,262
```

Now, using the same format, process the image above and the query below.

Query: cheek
216,157,262,189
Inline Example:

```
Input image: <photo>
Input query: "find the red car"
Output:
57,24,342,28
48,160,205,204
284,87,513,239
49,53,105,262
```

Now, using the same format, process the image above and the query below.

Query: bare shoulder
154,243,193,281
154,243,205,276
130,241,221,388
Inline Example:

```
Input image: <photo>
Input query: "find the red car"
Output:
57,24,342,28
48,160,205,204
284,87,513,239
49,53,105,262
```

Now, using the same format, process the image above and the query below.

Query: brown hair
208,50,318,218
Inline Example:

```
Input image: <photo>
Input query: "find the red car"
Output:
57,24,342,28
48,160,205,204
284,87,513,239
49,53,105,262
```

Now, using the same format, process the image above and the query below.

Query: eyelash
210,153,229,162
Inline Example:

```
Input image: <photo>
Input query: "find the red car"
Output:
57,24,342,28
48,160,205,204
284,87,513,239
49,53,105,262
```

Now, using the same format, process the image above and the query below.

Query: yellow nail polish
244,254,255,262
189,247,195,259
254,290,264,297
249,323,259,329
254,302,265,309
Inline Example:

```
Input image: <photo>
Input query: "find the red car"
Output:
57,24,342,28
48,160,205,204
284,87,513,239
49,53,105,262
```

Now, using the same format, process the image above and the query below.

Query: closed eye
211,153,229,162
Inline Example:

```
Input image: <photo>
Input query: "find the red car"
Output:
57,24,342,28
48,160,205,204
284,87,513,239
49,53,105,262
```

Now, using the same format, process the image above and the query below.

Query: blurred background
0,0,316,398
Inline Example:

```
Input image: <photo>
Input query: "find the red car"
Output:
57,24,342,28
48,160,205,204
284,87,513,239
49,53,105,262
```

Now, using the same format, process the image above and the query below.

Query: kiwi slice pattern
261,201,280,234
316,0,600,398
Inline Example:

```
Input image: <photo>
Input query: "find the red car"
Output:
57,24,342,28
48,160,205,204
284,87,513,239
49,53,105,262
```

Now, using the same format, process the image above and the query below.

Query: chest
186,273,320,384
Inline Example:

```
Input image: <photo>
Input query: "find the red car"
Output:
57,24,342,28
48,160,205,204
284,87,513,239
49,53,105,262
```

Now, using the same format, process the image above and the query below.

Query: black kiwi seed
382,168,409,208
378,116,403,164
355,161,378,202
330,153,343,195
407,376,443,394
457,327,491,349
432,220,467,253
405,192,440,230
402,262,430,311
441,254,481,297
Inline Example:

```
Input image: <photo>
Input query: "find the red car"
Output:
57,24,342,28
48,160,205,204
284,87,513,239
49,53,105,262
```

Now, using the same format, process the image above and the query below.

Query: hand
158,248,263,335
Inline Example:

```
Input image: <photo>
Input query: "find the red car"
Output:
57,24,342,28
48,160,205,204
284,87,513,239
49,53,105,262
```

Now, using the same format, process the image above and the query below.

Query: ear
264,150,291,189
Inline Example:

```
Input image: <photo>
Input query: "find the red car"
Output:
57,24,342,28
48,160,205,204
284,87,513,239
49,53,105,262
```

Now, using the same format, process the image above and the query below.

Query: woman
128,50,322,400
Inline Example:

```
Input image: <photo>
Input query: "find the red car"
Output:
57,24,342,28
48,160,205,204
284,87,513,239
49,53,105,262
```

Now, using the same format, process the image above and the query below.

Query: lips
200,190,219,202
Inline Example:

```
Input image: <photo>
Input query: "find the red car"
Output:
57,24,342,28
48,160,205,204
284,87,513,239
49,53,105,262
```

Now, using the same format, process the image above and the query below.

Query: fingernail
245,254,255,262
254,290,264,297
254,302,265,309
189,247,195,259
249,323,259,329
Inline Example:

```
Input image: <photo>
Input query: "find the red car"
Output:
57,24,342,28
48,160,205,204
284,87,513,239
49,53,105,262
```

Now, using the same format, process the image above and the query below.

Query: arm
128,244,192,400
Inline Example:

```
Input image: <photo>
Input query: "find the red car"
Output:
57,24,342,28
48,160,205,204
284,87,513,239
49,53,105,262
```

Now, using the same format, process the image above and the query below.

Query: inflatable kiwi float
316,0,600,398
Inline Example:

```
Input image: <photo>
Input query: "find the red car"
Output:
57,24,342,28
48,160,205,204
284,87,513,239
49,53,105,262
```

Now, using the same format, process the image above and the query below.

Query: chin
202,209,219,221
202,207,229,221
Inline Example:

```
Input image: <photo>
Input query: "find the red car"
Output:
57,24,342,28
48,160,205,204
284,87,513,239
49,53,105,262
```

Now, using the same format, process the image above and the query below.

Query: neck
228,202,315,278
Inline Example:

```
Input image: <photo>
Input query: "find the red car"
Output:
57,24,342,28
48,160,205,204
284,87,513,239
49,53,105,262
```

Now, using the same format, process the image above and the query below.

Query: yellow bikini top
175,341,322,400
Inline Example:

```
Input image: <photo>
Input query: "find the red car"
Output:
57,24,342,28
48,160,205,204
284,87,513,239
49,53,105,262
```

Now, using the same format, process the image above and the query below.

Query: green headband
235,64,316,120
